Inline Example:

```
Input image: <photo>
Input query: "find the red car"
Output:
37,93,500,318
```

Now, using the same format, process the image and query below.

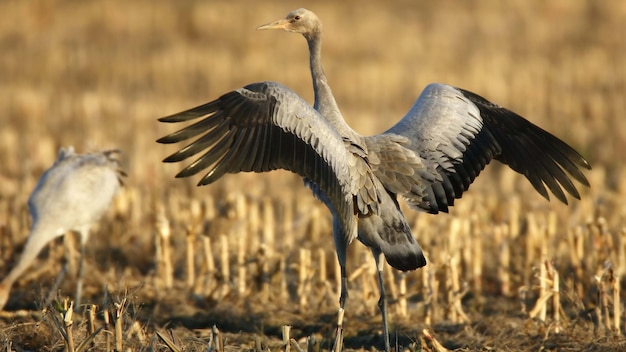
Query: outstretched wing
157,81,357,240
382,83,590,213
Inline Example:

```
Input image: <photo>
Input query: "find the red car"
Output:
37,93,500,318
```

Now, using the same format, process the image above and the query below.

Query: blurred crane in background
0,147,125,311
158,8,590,351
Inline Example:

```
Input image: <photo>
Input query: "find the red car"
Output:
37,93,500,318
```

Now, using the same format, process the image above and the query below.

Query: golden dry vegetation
0,0,625,351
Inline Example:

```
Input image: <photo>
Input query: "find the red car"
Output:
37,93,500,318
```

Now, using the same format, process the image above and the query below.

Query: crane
0,147,125,311
157,8,590,351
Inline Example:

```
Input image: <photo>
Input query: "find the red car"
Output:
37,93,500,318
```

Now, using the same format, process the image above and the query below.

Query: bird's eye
294,15,301,20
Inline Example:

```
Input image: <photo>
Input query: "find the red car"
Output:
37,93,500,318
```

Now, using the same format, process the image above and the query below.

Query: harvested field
1,0,625,350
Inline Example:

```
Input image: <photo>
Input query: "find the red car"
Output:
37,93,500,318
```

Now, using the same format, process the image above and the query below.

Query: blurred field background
0,0,625,350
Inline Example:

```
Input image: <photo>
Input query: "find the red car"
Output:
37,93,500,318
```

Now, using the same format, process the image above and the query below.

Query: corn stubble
0,0,625,351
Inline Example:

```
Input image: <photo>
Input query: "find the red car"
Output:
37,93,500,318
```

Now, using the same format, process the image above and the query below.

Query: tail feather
358,191,427,271
378,224,427,271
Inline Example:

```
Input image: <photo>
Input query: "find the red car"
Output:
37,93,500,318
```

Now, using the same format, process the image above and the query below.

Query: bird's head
257,8,321,37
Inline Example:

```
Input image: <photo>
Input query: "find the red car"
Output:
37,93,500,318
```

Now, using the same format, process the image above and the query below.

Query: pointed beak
257,18,289,30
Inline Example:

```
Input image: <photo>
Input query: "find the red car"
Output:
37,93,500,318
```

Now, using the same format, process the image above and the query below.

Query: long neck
306,32,352,133
1,225,55,289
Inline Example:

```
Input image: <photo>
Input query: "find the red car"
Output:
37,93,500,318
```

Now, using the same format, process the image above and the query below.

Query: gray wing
157,81,357,240
383,83,590,213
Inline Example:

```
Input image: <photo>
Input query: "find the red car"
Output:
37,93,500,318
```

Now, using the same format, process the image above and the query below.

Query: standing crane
157,8,590,351
0,147,125,311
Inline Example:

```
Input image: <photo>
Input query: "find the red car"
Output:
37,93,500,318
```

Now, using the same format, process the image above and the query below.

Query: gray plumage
157,8,590,351
0,147,125,311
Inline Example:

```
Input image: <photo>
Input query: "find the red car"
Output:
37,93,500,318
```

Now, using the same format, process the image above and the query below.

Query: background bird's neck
306,34,353,134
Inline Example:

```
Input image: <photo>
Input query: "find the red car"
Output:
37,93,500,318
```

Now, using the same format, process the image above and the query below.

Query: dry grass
0,0,625,350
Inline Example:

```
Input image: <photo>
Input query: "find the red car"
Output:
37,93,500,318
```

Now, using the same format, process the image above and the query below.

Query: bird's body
0,147,124,311
158,8,590,351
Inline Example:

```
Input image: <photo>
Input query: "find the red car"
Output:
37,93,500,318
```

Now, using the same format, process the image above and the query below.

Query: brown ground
0,0,625,351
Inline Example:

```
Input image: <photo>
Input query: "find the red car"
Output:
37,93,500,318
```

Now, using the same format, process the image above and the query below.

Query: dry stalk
547,211,557,239
254,334,263,352
280,257,288,301
444,219,469,323
230,193,247,296
262,197,275,256
363,252,379,307
237,227,247,296
524,213,539,290
63,232,79,279
552,266,561,333
618,228,626,279
334,256,342,304
421,329,450,352
87,304,96,350
185,199,205,291
203,236,216,296
546,261,561,334
446,254,469,323
601,273,611,334
63,301,75,352
298,249,311,308
306,335,318,352
594,273,603,335
290,338,305,352
598,217,611,243
114,299,126,352
156,206,173,289
46,303,68,349
471,216,483,296
528,290,554,321
76,327,105,352
211,325,224,352
508,196,521,239
539,229,549,322
567,227,584,282
534,252,548,322
317,248,326,286
258,244,270,304
155,330,182,352
234,193,247,226
282,325,291,352
397,272,407,318
248,199,260,255
219,234,230,298
309,207,321,243
423,261,437,325
103,305,111,352
495,224,511,296
128,320,147,345
612,268,621,336
186,225,196,289
600,264,621,335
283,201,294,250
347,262,367,282
385,261,399,307
519,286,528,315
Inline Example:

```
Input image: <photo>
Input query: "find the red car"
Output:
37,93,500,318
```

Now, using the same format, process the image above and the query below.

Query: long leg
333,264,347,352
46,230,76,307
0,226,60,310
372,249,391,352
74,227,90,312
331,216,349,352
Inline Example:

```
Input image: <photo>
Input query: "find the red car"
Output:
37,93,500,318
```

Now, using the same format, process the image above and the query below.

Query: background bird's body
29,148,122,234
0,147,124,311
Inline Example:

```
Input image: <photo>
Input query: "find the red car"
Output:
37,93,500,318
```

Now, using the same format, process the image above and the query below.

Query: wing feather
158,81,358,242
381,83,590,213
